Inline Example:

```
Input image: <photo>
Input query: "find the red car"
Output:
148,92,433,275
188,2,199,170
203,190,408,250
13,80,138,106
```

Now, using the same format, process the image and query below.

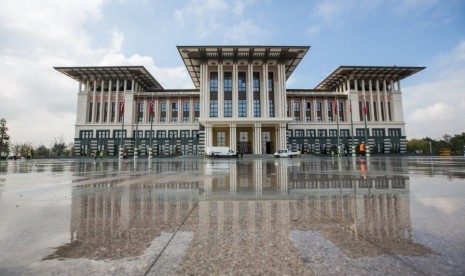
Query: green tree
51,136,67,157
0,118,10,154
450,132,465,155
35,145,50,159
407,139,429,153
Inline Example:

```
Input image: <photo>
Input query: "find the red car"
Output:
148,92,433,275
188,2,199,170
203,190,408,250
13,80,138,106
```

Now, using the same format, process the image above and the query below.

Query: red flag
149,102,154,116
362,102,367,115
334,98,338,114
120,101,125,115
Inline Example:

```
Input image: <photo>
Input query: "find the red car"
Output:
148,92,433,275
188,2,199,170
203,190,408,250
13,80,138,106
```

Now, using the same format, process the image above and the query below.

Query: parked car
274,149,300,158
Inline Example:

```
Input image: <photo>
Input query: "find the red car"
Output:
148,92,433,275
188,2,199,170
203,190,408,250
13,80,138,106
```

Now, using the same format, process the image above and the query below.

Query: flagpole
350,98,355,157
119,94,125,159
336,97,340,156
364,101,369,157
149,92,154,159
134,91,139,159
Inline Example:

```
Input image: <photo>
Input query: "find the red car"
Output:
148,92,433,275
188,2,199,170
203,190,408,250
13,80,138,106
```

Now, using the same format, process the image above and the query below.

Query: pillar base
134,147,139,159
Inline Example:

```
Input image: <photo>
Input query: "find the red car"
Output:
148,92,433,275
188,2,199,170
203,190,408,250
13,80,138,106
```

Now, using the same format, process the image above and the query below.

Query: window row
80,129,200,139
287,128,401,137
87,101,200,123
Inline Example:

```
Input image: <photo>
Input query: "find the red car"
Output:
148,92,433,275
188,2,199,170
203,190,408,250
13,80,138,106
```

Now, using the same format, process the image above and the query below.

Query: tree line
407,133,465,155
0,118,73,159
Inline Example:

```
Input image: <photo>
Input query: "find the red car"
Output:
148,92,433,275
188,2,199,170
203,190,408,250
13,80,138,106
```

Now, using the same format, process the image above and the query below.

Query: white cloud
404,40,465,138
0,0,193,145
223,20,269,44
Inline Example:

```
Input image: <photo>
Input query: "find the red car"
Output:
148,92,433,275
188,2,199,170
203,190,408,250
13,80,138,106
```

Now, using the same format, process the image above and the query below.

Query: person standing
359,142,366,157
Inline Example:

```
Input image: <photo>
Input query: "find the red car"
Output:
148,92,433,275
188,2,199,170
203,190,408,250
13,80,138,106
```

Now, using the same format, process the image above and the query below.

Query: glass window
183,101,190,112
224,72,232,92
238,72,246,92
253,72,260,92
210,100,218,117
316,102,322,121
88,102,93,122
157,130,166,138
306,129,316,137
340,130,350,137
168,130,178,138
217,132,226,146
329,130,337,137
254,100,260,117
103,102,108,122
268,100,274,117
95,102,100,122
295,130,304,137
210,72,218,92
137,103,144,123
111,102,116,122
180,130,189,138
318,129,327,137
238,100,246,117
224,100,232,117
113,130,127,138
80,130,93,139
97,130,110,139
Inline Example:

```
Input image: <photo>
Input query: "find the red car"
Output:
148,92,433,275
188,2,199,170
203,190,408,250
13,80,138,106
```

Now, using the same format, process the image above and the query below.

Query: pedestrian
359,142,366,157
93,150,98,160
99,150,104,158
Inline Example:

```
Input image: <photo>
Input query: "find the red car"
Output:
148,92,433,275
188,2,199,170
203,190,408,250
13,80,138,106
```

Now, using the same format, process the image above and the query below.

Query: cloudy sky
0,0,464,146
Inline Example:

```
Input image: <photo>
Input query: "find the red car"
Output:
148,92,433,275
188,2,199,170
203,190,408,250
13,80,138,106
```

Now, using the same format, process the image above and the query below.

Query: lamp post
149,94,154,159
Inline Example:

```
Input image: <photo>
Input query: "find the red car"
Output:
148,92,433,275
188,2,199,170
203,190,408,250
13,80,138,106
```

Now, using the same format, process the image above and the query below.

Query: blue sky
0,0,464,145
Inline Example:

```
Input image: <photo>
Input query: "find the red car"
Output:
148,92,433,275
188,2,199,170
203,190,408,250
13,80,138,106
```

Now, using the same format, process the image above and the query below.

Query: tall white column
166,99,171,122
190,97,194,123
154,98,159,123
262,64,269,118
313,98,317,122
205,64,210,119
232,62,238,118
247,62,253,118
369,79,374,122
91,80,97,123
376,80,382,122
280,63,287,118
230,124,237,152
107,80,112,123
218,63,224,118
144,97,148,122
301,97,305,122
323,98,328,122
115,80,120,124
290,97,294,120
276,64,282,117
383,80,389,122
99,80,104,123
178,98,182,123
362,79,366,122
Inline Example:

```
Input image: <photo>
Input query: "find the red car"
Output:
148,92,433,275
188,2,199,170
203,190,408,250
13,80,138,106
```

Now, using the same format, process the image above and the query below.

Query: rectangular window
217,132,226,146
295,130,304,137
103,102,108,122
388,128,401,137
210,72,218,92
88,102,93,122
224,72,232,92
210,100,218,117
113,130,127,138
373,128,385,136
340,130,349,137
294,101,300,122
168,130,178,138
366,101,371,121
253,100,260,117
97,130,110,139
329,130,337,137
356,128,368,137
327,102,333,122
373,103,378,121
80,130,93,138
338,102,344,122
145,130,154,138
318,129,327,137
224,100,232,117
183,101,190,112
269,100,274,117
194,101,200,122
239,100,246,117
253,72,260,92
180,130,189,138
160,102,167,122
118,102,124,122
305,102,312,121
381,102,385,121
111,102,116,122
126,80,132,90
192,130,199,139
133,130,143,139
238,72,246,92
95,102,100,122
137,103,144,123
157,130,166,138
306,130,316,137
316,102,322,121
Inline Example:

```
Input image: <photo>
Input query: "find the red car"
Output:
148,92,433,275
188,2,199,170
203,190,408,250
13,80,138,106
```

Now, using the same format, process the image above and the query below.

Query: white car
274,149,300,158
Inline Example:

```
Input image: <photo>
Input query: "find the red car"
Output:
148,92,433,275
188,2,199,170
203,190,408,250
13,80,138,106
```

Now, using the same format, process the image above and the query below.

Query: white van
205,147,238,158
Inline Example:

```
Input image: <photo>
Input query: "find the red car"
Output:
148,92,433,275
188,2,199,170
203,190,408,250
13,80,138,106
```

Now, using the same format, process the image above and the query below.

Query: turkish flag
362,103,367,114
149,102,154,116
120,101,125,115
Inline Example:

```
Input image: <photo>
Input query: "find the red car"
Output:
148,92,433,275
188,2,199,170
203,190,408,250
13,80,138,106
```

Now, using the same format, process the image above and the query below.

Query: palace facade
55,45,424,157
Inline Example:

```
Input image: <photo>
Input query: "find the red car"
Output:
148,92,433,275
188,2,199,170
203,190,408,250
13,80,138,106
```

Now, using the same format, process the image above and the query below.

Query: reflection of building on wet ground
47,158,434,265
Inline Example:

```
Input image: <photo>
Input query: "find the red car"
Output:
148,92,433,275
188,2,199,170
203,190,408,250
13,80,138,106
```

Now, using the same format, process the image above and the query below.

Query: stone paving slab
0,156,464,275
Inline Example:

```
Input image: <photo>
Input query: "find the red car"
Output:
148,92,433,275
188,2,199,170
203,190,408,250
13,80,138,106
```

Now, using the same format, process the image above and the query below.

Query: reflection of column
230,123,237,152
230,164,237,196
254,160,262,195
247,62,253,118
254,123,262,154
278,161,288,194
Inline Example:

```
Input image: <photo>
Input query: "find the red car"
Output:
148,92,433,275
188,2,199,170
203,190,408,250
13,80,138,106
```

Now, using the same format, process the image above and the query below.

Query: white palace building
55,45,424,157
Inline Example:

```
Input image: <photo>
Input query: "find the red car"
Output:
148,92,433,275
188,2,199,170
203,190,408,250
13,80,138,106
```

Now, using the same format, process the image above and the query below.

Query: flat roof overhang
315,66,426,90
177,45,310,89
54,66,164,91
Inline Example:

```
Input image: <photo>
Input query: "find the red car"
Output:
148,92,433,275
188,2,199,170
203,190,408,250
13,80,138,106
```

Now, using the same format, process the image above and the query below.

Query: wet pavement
0,155,464,275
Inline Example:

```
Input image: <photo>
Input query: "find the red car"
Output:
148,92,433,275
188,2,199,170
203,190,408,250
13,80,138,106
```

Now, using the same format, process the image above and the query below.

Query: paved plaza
0,156,464,275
